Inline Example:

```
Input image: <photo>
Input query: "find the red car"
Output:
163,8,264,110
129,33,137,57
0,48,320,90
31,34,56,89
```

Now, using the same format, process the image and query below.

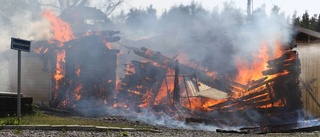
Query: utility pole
247,0,253,19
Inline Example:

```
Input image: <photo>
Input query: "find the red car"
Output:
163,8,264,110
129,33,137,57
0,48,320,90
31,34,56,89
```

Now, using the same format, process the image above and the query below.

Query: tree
125,5,158,32
316,15,320,32
93,0,124,16
309,14,318,30
300,11,310,28
42,0,124,16
292,11,300,26
159,2,209,33
126,8,145,29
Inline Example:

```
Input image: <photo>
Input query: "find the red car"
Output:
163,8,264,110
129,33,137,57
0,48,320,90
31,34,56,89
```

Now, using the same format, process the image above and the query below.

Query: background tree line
293,11,320,32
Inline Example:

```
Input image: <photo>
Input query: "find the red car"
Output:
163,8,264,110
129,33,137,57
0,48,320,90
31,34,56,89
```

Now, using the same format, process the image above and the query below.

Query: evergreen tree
145,5,158,32
309,14,318,30
292,11,300,26
316,15,320,32
125,5,158,33
159,2,209,34
300,11,310,28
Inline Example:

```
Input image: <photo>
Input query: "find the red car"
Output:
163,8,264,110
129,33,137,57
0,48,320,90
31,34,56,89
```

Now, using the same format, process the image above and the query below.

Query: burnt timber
120,45,232,93
119,43,304,129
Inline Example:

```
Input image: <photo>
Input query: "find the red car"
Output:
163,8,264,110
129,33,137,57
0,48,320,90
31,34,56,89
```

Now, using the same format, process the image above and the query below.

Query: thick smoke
0,1,51,92
1,1,298,131
120,2,293,78
108,2,296,130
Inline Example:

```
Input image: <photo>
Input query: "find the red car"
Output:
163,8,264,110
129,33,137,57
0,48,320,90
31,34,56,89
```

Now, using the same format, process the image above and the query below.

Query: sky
117,0,320,17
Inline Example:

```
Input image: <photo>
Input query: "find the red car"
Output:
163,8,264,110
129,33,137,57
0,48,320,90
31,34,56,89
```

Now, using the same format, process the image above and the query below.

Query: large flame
42,10,75,43
234,42,284,85
43,9,75,105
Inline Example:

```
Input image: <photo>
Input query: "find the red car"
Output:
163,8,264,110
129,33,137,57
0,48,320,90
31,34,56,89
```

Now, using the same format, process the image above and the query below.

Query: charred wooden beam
246,77,268,89
240,88,268,101
119,44,232,93
118,60,168,108
266,51,297,67
209,100,237,110
74,30,120,38
173,60,180,104
243,94,269,106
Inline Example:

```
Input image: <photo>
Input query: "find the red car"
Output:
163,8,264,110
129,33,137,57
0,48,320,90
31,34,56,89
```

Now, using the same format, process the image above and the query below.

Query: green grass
0,111,151,129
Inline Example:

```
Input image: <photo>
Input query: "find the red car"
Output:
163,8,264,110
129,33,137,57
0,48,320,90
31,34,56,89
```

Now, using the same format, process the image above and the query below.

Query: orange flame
54,50,66,88
234,43,268,84
74,83,82,101
42,10,75,44
75,65,81,77
154,68,175,105
139,89,153,108
34,47,43,54
234,42,284,85
43,9,75,103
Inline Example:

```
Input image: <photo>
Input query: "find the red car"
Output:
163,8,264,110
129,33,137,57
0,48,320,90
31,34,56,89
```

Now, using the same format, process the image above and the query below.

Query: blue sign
11,37,31,52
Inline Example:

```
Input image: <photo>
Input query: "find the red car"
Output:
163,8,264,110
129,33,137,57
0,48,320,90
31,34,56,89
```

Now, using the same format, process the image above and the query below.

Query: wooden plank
10,58,51,102
196,87,229,100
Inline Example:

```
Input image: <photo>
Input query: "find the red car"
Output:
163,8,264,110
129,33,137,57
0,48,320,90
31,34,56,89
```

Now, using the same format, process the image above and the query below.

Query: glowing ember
75,65,81,77
139,89,153,108
34,47,43,54
54,50,66,87
74,83,82,101
104,41,112,49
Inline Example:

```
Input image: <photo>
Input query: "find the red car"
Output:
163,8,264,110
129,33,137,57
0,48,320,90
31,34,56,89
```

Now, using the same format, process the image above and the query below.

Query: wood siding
296,43,320,117
10,57,51,102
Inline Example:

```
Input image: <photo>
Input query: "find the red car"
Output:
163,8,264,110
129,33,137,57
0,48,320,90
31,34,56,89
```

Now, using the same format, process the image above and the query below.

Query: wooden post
173,60,180,104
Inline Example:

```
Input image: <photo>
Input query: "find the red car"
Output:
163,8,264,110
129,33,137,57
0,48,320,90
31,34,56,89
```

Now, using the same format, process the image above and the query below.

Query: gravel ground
2,108,320,137
1,129,320,137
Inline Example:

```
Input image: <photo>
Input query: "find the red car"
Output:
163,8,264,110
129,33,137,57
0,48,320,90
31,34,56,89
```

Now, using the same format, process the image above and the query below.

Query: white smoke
0,7,51,92
106,2,297,131
0,1,300,131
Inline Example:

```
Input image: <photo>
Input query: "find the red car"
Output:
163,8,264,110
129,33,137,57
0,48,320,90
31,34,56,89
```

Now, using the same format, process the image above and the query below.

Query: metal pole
17,50,21,120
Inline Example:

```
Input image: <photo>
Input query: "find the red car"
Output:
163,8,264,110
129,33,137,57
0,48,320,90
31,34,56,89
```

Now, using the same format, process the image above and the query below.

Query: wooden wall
10,57,51,102
296,43,320,118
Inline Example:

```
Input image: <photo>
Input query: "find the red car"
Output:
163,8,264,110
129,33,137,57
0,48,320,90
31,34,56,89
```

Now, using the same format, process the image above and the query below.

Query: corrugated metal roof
296,26,320,39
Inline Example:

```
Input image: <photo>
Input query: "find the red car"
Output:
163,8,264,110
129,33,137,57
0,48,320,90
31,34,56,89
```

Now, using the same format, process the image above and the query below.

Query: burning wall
50,36,120,108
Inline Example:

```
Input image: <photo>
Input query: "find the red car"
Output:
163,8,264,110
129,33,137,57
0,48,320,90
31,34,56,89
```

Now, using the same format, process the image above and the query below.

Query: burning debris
118,42,303,125
23,4,319,134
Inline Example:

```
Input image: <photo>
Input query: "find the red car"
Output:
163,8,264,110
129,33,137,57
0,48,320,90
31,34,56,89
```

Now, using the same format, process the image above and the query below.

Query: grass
0,110,152,129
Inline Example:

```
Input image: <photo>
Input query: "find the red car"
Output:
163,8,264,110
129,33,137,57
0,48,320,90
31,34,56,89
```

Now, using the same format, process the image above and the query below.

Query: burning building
7,3,320,133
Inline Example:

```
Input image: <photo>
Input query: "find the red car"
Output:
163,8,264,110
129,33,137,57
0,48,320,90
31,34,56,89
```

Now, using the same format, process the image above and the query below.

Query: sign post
10,37,31,120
